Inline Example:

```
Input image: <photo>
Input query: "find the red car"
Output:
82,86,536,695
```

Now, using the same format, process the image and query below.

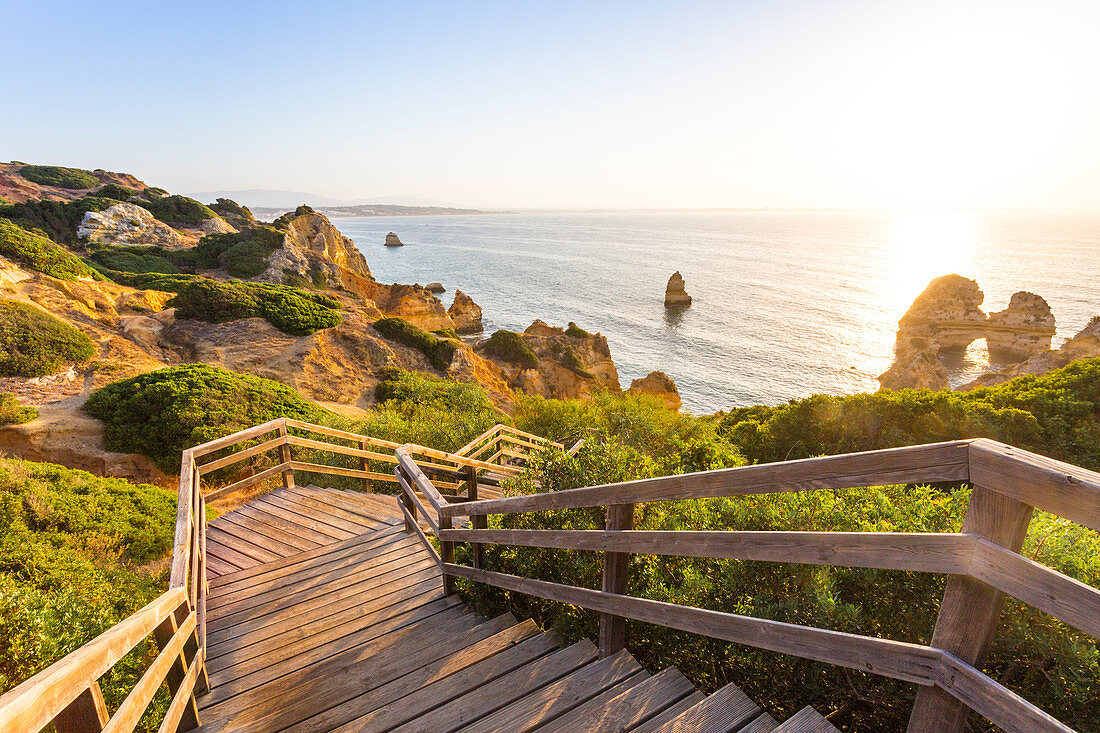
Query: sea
331,211,1100,414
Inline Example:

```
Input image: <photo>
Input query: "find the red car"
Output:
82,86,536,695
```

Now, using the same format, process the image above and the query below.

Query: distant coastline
252,203,492,220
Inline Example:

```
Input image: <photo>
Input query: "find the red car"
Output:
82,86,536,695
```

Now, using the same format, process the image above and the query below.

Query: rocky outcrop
986,292,1056,359
627,371,681,410
449,290,483,334
426,282,445,294
665,271,692,307
261,210,373,287
77,203,187,248
372,283,454,331
385,232,404,247
879,275,1059,390
960,317,1100,390
0,162,148,203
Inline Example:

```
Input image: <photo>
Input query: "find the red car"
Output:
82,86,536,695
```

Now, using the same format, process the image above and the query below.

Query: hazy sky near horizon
3,0,1099,210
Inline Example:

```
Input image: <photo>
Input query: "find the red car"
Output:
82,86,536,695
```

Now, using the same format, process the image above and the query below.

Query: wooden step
532,666,697,733
771,706,840,732
641,681,763,733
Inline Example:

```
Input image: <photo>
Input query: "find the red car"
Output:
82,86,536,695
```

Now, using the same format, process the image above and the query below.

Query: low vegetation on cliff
0,218,103,280
168,278,343,336
482,328,539,369
1,193,126,244
191,225,284,277
372,317,456,370
0,299,96,377
83,364,331,471
17,165,100,190
134,194,219,226
0,394,37,425
86,243,192,274
0,459,175,709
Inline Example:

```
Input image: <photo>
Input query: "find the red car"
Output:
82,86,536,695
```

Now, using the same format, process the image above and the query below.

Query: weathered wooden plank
0,587,185,733
279,486,391,529
156,650,205,733
739,713,780,733
289,460,399,484
285,434,399,463
404,442,523,475
455,424,504,456
284,419,401,450
600,503,634,658
214,512,317,554
255,492,365,536
935,652,1073,733
397,472,439,532
197,436,287,475
401,501,443,567
437,529,974,574
443,564,940,685
205,527,282,564
234,497,351,543
646,681,760,733
969,537,1100,640
443,440,973,518
908,485,1033,731
169,451,195,589
153,607,200,732
396,449,449,513
771,706,839,732
969,438,1100,532
204,537,263,570
205,555,238,578
191,418,285,457
499,424,562,448
456,649,642,733
203,463,289,500
532,667,693,733
630,693,707,733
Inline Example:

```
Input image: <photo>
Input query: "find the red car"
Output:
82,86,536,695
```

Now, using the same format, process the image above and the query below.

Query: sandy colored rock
449,289,483,334
960,316,1100,390
665,271,692,307
384,232,404,246
261,209,373,287
628,371,682,410
77,202,187,248
986,291,1056,359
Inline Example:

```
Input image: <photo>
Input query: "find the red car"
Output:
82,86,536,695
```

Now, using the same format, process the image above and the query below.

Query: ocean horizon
334,210,1100,413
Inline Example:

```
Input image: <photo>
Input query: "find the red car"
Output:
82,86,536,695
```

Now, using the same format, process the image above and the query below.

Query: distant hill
251,203,488,220
184,189,468,210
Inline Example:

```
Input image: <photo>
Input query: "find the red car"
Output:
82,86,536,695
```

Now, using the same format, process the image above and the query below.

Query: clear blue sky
2,0,1098,209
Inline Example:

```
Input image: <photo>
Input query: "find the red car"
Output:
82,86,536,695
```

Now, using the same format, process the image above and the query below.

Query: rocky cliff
879,275,1057,390
78,202,187,248
959,317,1100,390
627,371,681,410
449,289,483,333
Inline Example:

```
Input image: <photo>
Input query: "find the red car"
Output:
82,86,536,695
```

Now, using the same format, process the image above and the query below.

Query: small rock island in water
664,271,692,307
384,232,403,247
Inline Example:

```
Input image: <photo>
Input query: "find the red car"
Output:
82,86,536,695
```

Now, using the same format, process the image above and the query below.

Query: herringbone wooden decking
192,486,836,733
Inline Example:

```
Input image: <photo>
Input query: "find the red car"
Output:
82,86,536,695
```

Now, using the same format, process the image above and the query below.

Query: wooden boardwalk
194,486,836,733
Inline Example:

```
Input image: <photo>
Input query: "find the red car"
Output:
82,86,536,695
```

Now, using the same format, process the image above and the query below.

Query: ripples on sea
333,211,1100,413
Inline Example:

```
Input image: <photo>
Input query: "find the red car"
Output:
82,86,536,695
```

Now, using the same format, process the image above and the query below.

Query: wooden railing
396,438,1100,733
0,418,548,733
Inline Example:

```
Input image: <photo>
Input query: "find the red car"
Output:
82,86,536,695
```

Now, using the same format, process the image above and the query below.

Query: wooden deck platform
194,486,836,733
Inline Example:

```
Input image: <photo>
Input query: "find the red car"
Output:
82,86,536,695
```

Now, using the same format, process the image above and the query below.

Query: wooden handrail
396,438,1100,733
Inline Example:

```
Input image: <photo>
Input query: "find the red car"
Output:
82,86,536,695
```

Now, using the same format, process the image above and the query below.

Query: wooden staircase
193,485,837,733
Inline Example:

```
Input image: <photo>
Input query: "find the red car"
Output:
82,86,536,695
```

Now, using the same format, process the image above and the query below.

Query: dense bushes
18,165,99,189
0,218,104,280
565,321,591,338
95,183,138,200
372,317,456,370
0,195,120,244
135,195,219,226
191,226,283,277
719,358,1100,470
208,198,254,221
460,438,1100,731
0,394,37,425
0,459,174,714
83,364,331,471
0,299,95,377
168,279,342,336
482,329,539,369
86,244,191,275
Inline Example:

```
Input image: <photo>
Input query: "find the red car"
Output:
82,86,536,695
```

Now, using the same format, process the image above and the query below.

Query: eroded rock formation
449,289,483,334
78,203,187,248
879,275,1057,390
262,209,373,286
627,371,681,410
384,232,403,247
960,317,1100,390
665,271,692,307
490,320,621,400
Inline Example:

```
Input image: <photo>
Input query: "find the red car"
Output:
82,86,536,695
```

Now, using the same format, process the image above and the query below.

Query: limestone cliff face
627,371,681,410
78,202,187,248
449,290,483,334
373,283,454,331
261,210,373,286
665,271,692,307
960,317,1100,390
879,275,1059,390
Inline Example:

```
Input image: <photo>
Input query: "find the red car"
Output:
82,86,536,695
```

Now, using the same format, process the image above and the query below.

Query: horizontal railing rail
0,418,549,733
396,437,1100,733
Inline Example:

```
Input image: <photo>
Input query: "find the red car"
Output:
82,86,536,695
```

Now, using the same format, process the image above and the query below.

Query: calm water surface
332,211,1099,413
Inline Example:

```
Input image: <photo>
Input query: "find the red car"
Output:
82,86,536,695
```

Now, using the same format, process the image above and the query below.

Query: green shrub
19,165,99,189
0,196,120,244
142,187,168,199
718,358,1100,470
86,244,192,275
0,299,95,377
559,346,595,379
432,328,460,340
95,183,137,200
372,317,456,371
97,271,202,292
83,364,331,471
135,195,219,226
0,218,103,280
565,321,591,338
167,278,342,335
0,458,175,713
482,329,539,369
0,394,37,425
192,226,283,277
208,198,254,221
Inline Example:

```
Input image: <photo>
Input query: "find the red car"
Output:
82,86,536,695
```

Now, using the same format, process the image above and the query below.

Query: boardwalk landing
194,485,837,733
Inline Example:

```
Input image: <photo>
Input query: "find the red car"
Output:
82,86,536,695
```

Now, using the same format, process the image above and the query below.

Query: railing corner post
439,510,456,595
465,465,486,569
277,422,295,490
599,502,634,658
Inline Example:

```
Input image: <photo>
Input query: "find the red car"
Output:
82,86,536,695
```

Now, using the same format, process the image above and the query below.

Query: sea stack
384,232,404,247
664,271,692,307
425,282,445,294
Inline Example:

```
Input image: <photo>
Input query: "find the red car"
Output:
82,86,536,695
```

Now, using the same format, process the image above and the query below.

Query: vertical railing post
50,682,109,733
599,502,634,658
439,508,456,595
398,466,416,533
359,438,372,493
277,421,295,490
464,464,485,569
907,484,1033,732
154,604,201,729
